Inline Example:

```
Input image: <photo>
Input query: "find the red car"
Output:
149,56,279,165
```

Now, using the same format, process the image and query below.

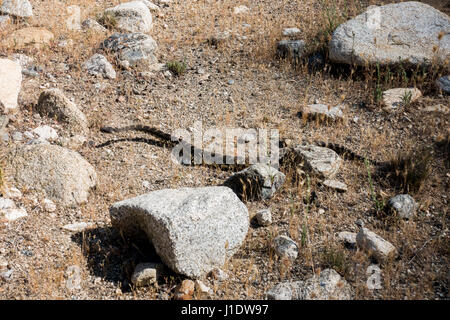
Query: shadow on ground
71,226,165,292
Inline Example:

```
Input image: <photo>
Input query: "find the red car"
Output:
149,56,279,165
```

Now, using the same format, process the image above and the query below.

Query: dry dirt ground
0,0,449,299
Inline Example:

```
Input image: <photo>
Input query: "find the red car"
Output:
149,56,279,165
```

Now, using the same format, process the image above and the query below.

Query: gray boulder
36,88,88,135
266,269,353,300
223,163,285,201
436,75,450,94
104,1,153,33
0,0,33,18
110,186,249,278
329,2,450,66
387,194,418,220
84,54,116,79
282,144,342,179
100,32,157,67
272,235,298,261
4,144,97,207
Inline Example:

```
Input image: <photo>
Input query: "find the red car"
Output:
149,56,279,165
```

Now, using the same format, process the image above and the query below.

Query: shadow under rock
71,226,165,292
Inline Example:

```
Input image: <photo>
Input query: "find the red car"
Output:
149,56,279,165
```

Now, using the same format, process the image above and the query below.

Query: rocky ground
0,0,449,300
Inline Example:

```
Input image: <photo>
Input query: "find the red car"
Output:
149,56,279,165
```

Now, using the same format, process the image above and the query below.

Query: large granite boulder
110,186,249,278
329,2,450,66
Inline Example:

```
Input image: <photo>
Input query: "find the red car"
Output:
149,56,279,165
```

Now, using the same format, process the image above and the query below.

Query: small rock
300,104,345,122
386,194,418,220
382,88,422,111
266,269,353,300
233,5,249,14
65,265,81,291
1,207,28,222
59,135,86,150
4,187,22,199
282,28,301,36
436,76,450,94
277,40,306,62
100,32,158,67
422,104,449,114
174,279,195,300
223,163,285,201
255,208,272,226
11,131,23,141
42,199,56,212
81,19,107,32
337,231,357,247
131,262,164,287
84,54,116,79
273,235,298,261
322,179,348,192
209,268,229,281
195,280,212,295
282,144,342,179
0,198,15,210
356,227,396,262
32,125,58,141
63,222,93,232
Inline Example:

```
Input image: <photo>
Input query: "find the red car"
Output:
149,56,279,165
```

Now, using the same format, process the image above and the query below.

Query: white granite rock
110,186,249,278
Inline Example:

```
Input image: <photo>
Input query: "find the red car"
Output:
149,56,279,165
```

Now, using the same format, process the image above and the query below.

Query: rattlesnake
99,125,385,168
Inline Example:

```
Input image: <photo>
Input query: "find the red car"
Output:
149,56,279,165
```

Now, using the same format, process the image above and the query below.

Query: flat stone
266,269,353,300
62,222,93,232
422,104,449,113
100,32,158,67
383,88,422,111
282,144,342,179
282,28,301,36
4,27,54,50
301,104,344,122
1,207,27,222
110,186,249,278
323,179,347,192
